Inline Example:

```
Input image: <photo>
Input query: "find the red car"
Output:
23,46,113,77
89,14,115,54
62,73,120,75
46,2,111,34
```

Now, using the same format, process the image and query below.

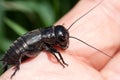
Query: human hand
1,0,120,80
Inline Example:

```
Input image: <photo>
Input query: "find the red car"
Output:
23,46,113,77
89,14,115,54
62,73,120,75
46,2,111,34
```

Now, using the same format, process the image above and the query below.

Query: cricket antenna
69,36,112,58
66,0,111,57
67,0,104,30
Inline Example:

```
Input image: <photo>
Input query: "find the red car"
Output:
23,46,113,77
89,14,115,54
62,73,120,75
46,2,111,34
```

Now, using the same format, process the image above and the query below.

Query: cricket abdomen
2,37,27,65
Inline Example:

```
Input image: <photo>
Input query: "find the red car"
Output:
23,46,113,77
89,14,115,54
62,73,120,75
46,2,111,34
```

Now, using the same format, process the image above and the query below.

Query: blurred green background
0,0,78,73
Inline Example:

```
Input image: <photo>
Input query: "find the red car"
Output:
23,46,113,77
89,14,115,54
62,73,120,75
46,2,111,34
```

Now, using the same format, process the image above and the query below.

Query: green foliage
4,17,28,35
0,0,78,72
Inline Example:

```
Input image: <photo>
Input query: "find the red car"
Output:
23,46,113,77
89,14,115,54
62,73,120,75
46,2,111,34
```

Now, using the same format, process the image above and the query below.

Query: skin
0,0,120,80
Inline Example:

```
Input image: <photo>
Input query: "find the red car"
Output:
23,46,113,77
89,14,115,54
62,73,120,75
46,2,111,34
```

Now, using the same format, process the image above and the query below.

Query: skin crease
0,0,120,80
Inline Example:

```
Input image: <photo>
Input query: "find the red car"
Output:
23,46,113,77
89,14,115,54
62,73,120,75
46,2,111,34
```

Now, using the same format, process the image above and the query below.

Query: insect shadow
0,0,111,79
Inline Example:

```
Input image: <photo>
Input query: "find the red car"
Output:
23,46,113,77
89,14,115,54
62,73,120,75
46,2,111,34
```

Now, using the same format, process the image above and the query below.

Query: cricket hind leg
10,63,20,78
10,55,22,79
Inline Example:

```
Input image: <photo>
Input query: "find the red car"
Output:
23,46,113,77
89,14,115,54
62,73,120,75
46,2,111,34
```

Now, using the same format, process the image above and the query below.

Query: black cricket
1,25,69,78
0,0,110,78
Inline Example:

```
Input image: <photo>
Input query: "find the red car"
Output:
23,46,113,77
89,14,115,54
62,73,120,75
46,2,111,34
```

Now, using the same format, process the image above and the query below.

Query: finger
101,51,120,80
